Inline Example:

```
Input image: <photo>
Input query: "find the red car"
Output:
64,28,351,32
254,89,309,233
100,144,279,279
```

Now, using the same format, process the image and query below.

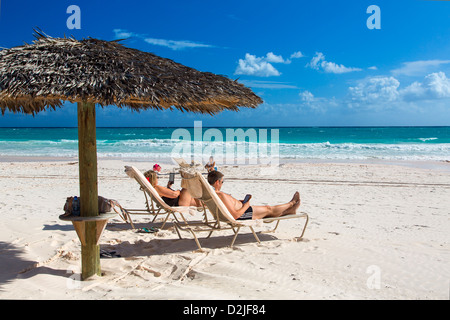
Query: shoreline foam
1,155,449,172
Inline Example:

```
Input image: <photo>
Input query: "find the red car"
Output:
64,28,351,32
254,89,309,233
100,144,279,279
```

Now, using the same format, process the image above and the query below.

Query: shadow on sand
0,241,68,292
101,221,280,258
0,219,283,292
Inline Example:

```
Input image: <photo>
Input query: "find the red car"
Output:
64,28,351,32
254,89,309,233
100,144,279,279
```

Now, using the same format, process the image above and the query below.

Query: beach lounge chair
173,157,203,170
122,165,201,230
175,170,309,251
173,157,190,168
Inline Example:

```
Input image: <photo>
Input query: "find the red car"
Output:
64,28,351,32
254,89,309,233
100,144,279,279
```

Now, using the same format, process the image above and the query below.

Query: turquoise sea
0,127,449,162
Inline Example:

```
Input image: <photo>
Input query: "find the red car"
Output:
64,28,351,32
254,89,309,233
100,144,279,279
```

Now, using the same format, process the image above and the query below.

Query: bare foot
293,191,300,205
292,194,301,211
283,192,300,216
289,192,299,205
295,191,301,208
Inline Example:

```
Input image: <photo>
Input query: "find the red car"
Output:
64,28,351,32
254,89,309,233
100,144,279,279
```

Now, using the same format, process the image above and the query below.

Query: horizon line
1,125,449,129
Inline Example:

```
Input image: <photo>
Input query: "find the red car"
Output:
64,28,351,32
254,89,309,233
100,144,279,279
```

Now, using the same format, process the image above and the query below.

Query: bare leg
251,192,299,219
178,188,197,206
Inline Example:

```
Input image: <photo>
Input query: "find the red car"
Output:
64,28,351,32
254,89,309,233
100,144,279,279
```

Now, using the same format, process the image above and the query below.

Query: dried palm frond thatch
0,31,262,115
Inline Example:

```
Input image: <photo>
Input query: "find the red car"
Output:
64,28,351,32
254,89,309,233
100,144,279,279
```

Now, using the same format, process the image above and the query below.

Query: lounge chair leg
123,212,135,229
161,212,172,229
230,226,241,248
174,223,183,239
249,227,261,244
206,220,220,239
298,214,309,239
129,216,135,230
172,212,182,224
187,228,203,252
272,220,280,232
179,213,189,225
261,220,280,234
117,209,135,229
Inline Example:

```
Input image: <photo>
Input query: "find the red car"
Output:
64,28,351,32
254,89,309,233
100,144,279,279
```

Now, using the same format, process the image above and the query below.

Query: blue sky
1,0,450,127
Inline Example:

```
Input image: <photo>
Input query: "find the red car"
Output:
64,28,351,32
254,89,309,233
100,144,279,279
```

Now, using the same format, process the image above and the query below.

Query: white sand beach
0,159,449,300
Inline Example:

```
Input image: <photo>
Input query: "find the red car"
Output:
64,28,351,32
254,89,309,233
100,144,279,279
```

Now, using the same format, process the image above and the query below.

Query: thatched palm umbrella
0,31,262,279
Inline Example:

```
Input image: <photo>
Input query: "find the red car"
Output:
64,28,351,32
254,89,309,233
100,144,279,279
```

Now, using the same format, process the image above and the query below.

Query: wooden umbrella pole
77,101,101,280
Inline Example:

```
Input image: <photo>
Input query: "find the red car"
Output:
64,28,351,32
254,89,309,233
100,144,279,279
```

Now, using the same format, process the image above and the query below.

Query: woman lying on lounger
207,170,301,220
144,170,199,207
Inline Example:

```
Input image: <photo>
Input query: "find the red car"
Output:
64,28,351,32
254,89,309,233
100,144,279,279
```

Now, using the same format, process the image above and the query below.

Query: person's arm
155,185,180,199
217,192,250,219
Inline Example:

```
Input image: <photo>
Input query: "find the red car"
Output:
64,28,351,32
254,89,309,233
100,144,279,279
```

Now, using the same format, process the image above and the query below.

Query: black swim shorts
237,206,253,220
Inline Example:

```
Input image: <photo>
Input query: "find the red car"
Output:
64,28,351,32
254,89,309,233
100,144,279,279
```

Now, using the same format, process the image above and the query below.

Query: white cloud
346,72,450,110
299,90,338,111
425,72,450,98
290,51,305,59
113,28,137,38
348,76,400,107
401,72,450,101
391,60,450,76
235,53,282,77
235,51,305,77
307,52,323,69
307,52,362,74
144,38,213,50
239,80,298,89
113,28,214,50
265,52,290,64
300,90,316,103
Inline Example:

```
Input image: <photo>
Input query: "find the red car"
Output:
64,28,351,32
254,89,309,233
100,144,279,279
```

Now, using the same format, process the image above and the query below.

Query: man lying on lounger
207,171,301,220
